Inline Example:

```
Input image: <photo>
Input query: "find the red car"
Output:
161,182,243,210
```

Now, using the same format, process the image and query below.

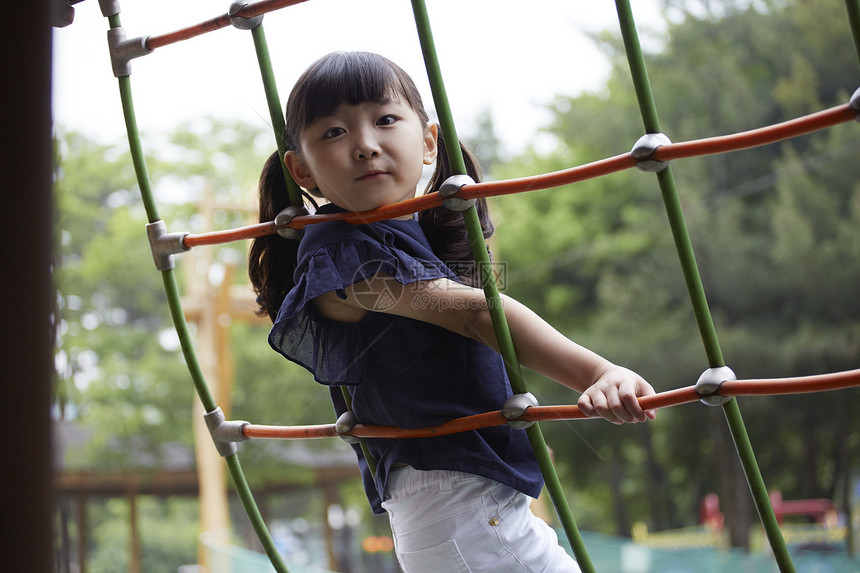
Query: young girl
249,51,656,572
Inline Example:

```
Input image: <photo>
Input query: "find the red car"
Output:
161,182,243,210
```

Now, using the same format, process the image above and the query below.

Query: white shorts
381,467,581,573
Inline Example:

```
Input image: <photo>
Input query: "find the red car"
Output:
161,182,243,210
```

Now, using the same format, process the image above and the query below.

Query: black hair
249,52,493,322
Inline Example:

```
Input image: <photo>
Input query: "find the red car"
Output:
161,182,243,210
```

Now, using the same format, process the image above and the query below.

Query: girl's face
285,94,438,215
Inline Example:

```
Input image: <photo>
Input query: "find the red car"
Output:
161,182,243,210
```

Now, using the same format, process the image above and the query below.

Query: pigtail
248,150,303,322
419,129,495,288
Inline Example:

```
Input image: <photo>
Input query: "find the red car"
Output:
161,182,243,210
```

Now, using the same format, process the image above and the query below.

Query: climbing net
90,0,860,571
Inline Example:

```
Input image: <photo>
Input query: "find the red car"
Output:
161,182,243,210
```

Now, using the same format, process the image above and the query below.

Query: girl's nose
354,130,381,159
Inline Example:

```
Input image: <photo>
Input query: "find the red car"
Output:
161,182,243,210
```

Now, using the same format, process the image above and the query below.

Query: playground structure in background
634,491,852,552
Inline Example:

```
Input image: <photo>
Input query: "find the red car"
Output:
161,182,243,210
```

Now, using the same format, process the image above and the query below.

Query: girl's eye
324,127,345,139
377,115,397,126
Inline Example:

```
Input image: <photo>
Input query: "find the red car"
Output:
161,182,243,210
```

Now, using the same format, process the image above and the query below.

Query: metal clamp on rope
53,1,75,27
502,392,538,429
850,87,860,123
695,366,736,406
274,205,309,240
107,27,152,78
228,1,264,30
146,220,190,271
334,411,361,444
439,175,477,212
631,132,672,173
99,0,121,17
204,407,250,457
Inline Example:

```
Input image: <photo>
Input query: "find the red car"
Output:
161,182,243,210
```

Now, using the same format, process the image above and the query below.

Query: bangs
304,53,394,123
285,52,428,151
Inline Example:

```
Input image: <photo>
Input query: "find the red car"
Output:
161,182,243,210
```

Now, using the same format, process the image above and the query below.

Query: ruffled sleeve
268,214,457,386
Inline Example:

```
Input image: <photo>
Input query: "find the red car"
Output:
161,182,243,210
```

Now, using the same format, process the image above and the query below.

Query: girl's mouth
357,170,387,181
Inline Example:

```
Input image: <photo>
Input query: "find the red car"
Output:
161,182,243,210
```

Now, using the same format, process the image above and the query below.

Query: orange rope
655,104,857,161
240,369,860,441
182,103,857,249
145,0,310,51
721,368,860,396
182,194,442,248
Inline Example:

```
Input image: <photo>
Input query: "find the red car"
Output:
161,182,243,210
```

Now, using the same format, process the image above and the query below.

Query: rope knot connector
695,366,736,406
334,411,361,444
229,1,264,30
439,174,477,212
146,220,190,271
203,407,250,457
850,87,860,123
502,392,539,429
631,132,672,173
98,0,120,18
107,27,152,78
274,205,309,240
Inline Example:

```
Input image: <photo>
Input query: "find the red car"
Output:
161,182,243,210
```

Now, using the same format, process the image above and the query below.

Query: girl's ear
423,123,439,165
284,151,317,190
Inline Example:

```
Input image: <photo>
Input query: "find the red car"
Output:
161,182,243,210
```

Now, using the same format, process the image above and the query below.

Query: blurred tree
465,107,504,174
491,0,860,543
53,120,355,570
54,130,194,467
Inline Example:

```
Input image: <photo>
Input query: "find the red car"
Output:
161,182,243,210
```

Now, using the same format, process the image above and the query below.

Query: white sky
53,0,664,156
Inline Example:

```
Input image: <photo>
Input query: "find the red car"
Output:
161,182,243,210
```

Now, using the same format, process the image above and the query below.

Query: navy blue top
269,203,542,513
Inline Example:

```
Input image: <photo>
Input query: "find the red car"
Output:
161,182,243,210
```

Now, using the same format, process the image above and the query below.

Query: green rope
117,80,159,224
250,23,303,207
160,270,217,412
109,15,289,572
340,386,379,477
225,454,289,573
654,167,723,366
845,0,860,66
614,0,661,134
252,14,383,504
410,1,594,571
459,208,593,570
613,1,795,570
722,399,792,560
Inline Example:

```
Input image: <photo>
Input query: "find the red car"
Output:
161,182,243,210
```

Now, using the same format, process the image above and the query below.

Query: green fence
202,529,860,573
565,531,860,573
201,533,336,573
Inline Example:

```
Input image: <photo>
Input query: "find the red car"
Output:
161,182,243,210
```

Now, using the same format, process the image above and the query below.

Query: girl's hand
577,366,657,425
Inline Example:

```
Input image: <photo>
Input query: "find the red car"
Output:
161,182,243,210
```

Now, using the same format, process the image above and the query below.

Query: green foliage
54,130,195,465
87,497,199,572
490,0,860,540
54,118,353,566
53,117,340,471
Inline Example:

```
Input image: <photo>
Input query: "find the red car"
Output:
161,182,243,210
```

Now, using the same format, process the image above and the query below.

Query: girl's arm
313,275,657,424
